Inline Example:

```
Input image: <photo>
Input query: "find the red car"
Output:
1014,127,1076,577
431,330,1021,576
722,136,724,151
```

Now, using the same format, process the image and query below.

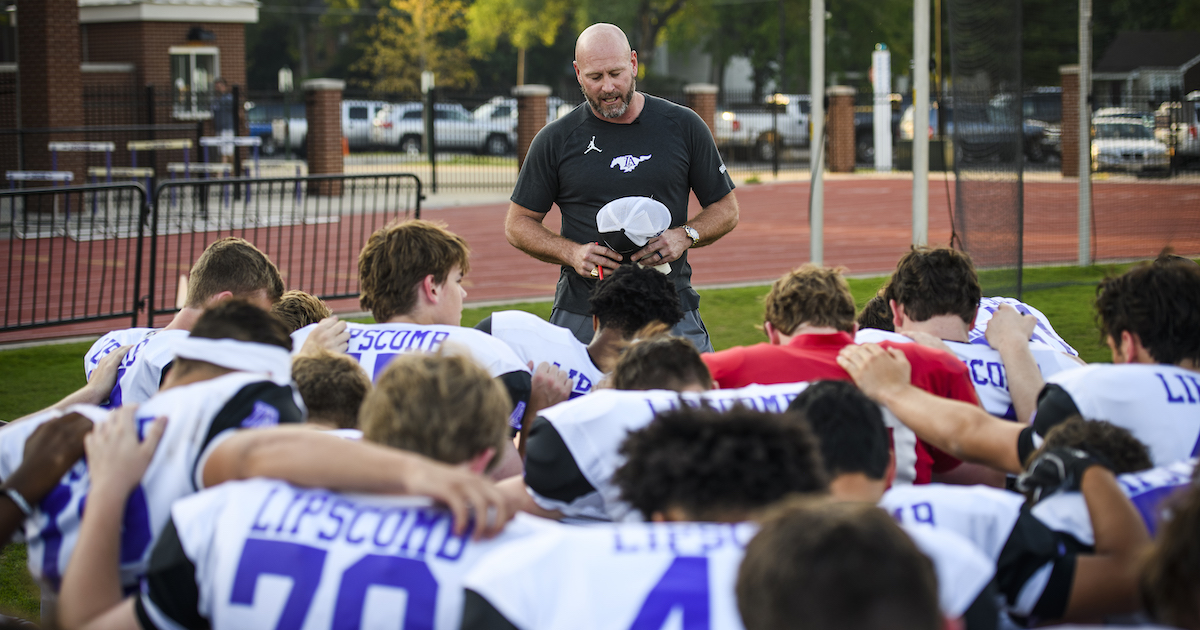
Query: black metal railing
0,182,149,331
145,172,421,325
0,173,421,333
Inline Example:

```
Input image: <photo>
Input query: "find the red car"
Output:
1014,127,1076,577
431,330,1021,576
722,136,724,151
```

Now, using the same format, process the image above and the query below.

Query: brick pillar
1060,65,1080,177
304,79,344,196
827,86,857,173
18,0,84,178
514,85,551,170
684,83,719,138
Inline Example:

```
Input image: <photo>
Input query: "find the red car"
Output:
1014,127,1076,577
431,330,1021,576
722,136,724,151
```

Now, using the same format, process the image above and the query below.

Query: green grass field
0,261,1146,620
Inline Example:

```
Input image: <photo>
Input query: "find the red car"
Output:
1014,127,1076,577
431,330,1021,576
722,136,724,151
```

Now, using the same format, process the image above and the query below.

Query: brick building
1,0,257,178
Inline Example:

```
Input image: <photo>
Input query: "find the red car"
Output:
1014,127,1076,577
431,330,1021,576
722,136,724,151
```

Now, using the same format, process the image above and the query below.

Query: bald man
504,23,739,353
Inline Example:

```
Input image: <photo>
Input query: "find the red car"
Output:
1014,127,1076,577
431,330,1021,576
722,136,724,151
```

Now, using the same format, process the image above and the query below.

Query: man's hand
75,345,131,406
836,343,913,401
634,227,691,266
985,303,1037,351
528,361,573,415
570,241,622,278
299,316,350,356
4,413,95,503
901,331,954,355
84,406,167,499
400,457,513,540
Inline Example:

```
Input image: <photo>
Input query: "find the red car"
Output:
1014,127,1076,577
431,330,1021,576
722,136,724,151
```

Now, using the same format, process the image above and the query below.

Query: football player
84,237,285,407
475,263,684,399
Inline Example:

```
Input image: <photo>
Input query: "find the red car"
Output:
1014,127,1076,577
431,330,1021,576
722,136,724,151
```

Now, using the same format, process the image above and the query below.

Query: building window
170,46,219,119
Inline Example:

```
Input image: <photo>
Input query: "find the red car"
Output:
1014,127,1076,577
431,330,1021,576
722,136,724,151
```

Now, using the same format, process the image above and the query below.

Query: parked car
472,95,568,130
1154,92,1200,167
1090,117,1170,173
246,100,390,156
371,102,515,155
899,99,1049,163
1021,88,1062,159
715,94,811,161
854,97,904,164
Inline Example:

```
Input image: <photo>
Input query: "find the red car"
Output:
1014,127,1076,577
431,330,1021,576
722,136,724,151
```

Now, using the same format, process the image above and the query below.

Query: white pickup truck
715,94,811,161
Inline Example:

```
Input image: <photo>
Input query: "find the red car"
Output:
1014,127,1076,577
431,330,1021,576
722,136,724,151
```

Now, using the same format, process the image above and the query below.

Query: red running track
3,176,1198,344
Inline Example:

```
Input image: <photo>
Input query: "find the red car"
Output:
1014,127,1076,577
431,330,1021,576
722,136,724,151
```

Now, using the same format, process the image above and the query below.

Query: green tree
466,0,573,84
356,0,477,93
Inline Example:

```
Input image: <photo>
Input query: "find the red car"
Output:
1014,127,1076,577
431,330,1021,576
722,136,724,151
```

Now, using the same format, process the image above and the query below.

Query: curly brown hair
884,246,981,324
271,290,333,333
1094,253,1200,365
763,265,856,335
292,351,371,429
856,289,895,332
358,220,471,323
1027,416,1152,474
1141,480,1200,629
359,350,508,470
613,405,828,520
610,329,712,391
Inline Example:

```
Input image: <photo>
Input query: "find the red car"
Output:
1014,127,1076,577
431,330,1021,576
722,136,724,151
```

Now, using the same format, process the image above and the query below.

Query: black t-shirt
510,95,735,314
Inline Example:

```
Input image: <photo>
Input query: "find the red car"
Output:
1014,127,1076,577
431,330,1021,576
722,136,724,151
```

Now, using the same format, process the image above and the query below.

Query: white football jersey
882,483,1026,561
1043,364,1200,466
136,479,552,630
1031,458,1198,545
461,519,993,629
527,384,931,522
106,329,191,407
0,372,302,591
528,384,811,522
487,310,604,398
292,322,532,428
855,329,1081,420
971,298,1079,357
84,327,157,380
293,322,528,383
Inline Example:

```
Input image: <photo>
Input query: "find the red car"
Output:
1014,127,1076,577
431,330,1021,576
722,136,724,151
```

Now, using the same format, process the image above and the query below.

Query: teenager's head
170,299,293,381
609,331,712,392
359,351,508,473
613,405,828,521
271,290,333,333
358,220,471,324
763,265,856,336
588,265,684,337
1094,254,1200,366
1141,481,1200,630
857,290,895,332
885,247,981,325
186,237,284,309
1027,417,1152,475
292,351,372,430
738,499,941,630
788,381,891,482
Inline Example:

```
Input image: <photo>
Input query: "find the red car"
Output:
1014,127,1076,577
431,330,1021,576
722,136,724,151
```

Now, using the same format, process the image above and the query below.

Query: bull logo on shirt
610,154,652,173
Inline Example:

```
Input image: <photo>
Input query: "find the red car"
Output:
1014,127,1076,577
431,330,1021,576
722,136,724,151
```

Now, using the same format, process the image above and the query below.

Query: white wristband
4,488,32,516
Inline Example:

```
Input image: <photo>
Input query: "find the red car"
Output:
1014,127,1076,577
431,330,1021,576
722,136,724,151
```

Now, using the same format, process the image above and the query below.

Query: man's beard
583,79,636,119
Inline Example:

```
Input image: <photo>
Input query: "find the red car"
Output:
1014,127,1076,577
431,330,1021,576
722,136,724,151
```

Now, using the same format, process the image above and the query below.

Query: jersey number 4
630,556,711,630
230,539,438,630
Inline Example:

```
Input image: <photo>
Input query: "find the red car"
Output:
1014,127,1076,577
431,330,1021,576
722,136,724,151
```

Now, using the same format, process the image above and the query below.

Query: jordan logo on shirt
610,154,652,173
585,136,602,154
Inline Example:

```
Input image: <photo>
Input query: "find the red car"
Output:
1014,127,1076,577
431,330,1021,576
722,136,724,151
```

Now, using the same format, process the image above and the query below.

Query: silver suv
370,103,515,155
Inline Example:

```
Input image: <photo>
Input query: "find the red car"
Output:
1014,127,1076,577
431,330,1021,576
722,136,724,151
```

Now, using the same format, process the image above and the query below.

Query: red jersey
703,332,979,482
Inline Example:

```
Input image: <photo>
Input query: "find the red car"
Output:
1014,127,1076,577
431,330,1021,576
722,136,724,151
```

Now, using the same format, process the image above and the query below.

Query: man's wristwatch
682,225,700,247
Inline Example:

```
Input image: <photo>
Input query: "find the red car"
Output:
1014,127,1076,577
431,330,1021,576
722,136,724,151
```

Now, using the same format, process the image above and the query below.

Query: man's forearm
685,191,739,246
204,428,423,493
993,338,1044,424
58,485,127,630
876,385,1024,474
505,209,575,267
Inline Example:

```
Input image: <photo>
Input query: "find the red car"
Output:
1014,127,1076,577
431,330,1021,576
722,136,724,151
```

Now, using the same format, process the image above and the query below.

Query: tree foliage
356,0,477,93
466,0,573,55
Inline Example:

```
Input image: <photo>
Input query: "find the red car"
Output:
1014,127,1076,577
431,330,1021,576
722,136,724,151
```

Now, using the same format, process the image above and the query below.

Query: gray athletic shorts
549,307,714,354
